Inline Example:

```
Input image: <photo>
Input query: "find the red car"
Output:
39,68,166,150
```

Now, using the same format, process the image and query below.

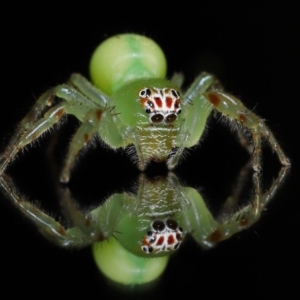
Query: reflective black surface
1,4,298,298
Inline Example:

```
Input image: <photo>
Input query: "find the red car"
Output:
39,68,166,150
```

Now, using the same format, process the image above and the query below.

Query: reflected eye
171,89,180,98
166,219,178,230
152,220,165,232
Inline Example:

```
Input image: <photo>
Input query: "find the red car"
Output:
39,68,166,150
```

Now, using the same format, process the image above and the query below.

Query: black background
1,3,298,298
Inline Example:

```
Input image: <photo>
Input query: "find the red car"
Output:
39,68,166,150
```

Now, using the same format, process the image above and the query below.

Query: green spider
0,34,291,285
0,34,290,181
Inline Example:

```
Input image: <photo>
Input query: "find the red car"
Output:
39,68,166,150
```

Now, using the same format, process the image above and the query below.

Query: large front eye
152,220,165,232
165,114,177,124
151,114,164,123
166,219,178,230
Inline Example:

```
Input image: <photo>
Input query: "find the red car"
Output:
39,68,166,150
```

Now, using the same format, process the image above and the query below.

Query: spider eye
165,114,177,124
145,108,151,114
152,220,165,232
166,219,178,230
147,101,154,108
140,88,151,97
147,230,154,237
151,114,164,123
171,89,180,98
142,246,153,253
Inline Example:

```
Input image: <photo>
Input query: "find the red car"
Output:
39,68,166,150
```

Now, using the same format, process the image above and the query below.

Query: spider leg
221,160,252,212
59,108,102,183
201,166,289,248
204,91,291,171
0,98,74,173
168,73,218,169
0,173,106,247
0,90,55,171
68,73,109,107
0,83,109,175
0,101,71,173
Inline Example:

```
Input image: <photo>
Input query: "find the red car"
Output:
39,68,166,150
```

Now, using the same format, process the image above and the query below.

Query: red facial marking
166,97,173,109
154,97,162,108
168,234,175,244
139,87,181,124
157,236,165,246
208,93,220,107
141,219,184,254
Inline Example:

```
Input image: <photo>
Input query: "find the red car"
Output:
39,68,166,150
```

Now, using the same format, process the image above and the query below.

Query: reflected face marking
141,218,184,254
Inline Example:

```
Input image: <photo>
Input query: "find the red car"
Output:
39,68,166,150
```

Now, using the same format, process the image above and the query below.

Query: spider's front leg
0,89,58,173
0,76,120,182
59,74,124,183
204,91,290,171
0,84,91,174
173,72,290,172
0,99,71,174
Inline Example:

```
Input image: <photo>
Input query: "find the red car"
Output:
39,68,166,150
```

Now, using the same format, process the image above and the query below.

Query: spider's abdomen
90,34,167,95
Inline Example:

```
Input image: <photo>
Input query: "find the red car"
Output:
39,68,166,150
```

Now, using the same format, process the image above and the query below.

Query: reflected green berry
93,237,169,285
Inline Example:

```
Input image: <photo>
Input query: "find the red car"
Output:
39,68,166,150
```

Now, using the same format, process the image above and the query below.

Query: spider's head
139,87,182,125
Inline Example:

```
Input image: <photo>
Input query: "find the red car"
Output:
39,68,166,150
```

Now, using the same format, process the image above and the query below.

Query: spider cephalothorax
139,87,181,124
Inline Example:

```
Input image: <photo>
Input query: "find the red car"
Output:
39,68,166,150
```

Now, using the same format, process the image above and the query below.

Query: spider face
139,87,181,124
141,218,184,254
